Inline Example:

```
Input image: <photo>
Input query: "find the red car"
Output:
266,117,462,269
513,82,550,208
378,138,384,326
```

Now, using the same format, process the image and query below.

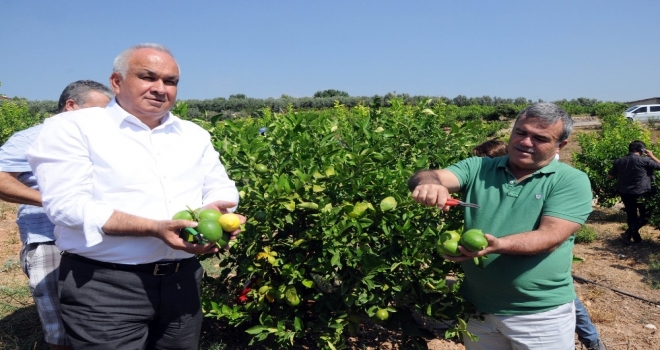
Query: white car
624,104,660,122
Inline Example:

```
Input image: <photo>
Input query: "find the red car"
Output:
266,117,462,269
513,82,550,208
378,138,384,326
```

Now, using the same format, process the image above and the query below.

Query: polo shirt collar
106,98,183,133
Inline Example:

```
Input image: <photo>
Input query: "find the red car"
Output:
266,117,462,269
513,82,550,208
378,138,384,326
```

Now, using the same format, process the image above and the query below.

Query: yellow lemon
218,213,241,232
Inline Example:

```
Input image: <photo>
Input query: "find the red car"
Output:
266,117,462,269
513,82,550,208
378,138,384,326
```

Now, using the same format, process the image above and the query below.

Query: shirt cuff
83,204,114,247
0,165,32,172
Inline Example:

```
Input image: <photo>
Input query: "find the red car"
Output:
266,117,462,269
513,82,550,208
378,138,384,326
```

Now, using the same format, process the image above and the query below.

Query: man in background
0,80,113,350
608,140,660,244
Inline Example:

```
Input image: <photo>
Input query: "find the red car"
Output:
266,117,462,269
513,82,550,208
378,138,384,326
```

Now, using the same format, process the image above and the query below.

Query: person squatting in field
26,43,245,350
608,140,660,245
0,80,113,350
471,138,606,350
409,103,593,350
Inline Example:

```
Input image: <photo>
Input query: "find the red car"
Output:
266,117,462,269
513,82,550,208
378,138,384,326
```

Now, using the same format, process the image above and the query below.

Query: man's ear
63,99,79,111
557,139,568,150
109,72,122,94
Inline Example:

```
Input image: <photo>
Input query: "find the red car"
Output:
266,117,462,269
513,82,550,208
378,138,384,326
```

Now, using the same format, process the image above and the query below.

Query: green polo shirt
445,155,593,315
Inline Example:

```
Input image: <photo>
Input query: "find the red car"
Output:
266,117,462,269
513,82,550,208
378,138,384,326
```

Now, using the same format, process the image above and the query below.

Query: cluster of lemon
437,228,488,268
172,208,241,246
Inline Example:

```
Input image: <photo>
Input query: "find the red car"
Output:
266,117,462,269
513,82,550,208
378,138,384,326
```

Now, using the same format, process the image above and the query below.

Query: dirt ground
1,118,659,349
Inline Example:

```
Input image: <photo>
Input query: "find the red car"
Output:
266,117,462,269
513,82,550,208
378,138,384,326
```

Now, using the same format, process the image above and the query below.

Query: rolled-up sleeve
26,116,113,246
198,135,239,211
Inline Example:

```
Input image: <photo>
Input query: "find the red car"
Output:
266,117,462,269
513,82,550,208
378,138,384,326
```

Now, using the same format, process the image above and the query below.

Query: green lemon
255,164,269,174
379,196,397,211
196,219,224,242
254,211,268,222
285,286,300,307
441,239,464,257
198,209,222,222
375,309,389,321
440,230,461,243
461,229,488,252
172,210,194,221
216,234,230,247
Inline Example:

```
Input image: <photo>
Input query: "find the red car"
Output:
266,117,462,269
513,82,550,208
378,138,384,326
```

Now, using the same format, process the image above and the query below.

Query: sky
1,1,658,103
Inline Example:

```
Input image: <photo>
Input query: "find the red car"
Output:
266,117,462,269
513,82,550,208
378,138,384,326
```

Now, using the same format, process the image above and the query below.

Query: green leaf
245,325,269,334
330,252,341,267
282,200,295,212
302,279,314,288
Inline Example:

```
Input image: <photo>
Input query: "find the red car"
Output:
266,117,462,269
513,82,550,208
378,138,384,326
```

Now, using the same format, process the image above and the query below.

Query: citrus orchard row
183,100,506,349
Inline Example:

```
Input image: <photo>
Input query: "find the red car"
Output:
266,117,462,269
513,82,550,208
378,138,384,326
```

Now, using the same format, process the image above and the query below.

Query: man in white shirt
0,80,113,350
26,43,243,349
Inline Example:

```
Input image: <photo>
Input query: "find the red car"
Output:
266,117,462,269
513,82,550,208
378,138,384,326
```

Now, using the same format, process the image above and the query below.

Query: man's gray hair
57,80,114,112
112,43,179,78
515,102,574,143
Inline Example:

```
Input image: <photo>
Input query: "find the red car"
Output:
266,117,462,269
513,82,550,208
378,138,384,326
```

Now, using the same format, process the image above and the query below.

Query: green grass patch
1,258,21,273
649,253,660,272
645,254,660,290
575,225,597,244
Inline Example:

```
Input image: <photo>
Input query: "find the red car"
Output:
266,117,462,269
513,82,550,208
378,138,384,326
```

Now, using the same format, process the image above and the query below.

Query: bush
197,99,503,349
574,225,597,244
573,114,651,207
0,100,44,145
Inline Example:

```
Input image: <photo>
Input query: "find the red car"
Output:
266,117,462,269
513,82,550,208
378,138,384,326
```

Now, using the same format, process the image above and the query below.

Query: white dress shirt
26,99,239,264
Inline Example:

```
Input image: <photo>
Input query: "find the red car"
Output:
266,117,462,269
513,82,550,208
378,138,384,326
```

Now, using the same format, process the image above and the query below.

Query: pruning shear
444,198,480,209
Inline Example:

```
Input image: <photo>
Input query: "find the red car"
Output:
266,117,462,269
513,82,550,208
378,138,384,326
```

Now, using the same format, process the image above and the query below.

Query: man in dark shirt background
608,140,660,244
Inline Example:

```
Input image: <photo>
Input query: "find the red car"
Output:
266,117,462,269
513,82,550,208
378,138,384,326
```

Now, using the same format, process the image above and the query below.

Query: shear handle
445,198,480,208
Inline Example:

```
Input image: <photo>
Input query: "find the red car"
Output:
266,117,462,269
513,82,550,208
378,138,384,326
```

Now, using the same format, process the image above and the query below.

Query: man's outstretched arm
0,172,42,206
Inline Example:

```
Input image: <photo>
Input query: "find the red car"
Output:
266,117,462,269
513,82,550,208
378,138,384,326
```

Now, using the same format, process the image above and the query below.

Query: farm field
1,119,660,350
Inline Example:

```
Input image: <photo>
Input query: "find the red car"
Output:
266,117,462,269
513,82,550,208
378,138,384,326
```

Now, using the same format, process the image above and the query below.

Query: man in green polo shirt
408,102,593,349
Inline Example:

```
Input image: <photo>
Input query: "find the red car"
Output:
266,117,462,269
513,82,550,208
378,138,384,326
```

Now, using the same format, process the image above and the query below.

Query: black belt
62,252,192,276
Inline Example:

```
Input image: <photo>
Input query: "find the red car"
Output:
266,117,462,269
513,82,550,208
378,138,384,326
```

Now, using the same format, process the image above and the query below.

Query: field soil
1,117,659,349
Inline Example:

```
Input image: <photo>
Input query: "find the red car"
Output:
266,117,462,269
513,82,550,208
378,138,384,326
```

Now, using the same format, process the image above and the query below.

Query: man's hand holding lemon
203,200,246,248
441,233,498,262
168,200,246,252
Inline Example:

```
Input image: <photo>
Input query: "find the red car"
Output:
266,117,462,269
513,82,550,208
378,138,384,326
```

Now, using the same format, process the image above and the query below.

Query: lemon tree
199,99,502,349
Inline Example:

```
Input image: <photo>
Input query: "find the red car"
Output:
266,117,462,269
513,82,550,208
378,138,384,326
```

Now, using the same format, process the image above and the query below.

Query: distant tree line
13,89,625,120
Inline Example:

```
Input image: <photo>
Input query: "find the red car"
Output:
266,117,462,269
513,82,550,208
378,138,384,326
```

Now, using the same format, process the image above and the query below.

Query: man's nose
151,80,166,94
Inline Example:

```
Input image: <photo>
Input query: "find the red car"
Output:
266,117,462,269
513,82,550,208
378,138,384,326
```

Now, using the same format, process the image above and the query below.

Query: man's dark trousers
58,254,203,349
620,192,652,242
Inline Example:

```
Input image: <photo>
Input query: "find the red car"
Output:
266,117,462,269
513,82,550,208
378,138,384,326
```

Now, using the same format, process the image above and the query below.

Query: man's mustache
514,146,535,154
